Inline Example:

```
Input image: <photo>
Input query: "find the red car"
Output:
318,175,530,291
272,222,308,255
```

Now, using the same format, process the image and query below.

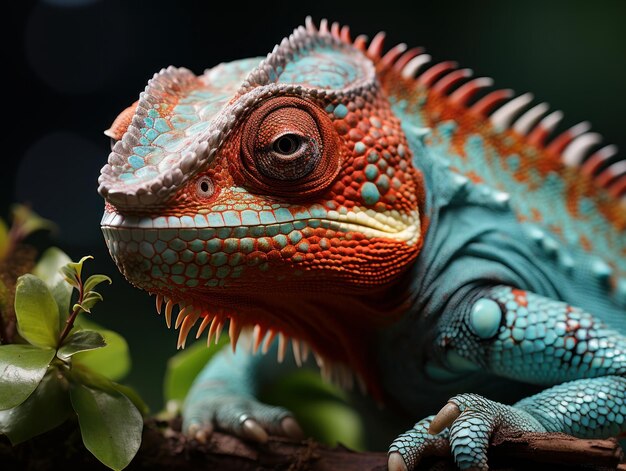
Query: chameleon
98,17,626,470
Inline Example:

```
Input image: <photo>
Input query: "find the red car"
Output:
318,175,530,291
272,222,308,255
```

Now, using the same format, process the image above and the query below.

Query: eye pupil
273,134,300,155
196,177,214,198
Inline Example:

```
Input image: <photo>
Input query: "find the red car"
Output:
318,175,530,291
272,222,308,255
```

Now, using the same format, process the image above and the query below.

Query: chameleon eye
240,97,340,198
195,176,214,199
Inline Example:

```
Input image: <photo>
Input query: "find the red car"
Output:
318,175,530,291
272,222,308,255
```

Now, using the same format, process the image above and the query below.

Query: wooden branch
489,431,623,469
1,418,623,470
143,423,622,471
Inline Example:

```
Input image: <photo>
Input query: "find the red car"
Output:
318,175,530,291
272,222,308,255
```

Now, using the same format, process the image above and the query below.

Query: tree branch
1,418,623,470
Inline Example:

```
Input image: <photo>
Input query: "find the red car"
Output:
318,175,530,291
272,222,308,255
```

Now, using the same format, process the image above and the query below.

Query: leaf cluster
0,250,145,470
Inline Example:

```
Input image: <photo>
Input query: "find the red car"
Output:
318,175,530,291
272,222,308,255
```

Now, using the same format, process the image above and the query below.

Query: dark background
5,0,626,411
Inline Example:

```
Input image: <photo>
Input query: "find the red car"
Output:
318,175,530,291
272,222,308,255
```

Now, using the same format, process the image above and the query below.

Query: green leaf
33,247,72,285
11,204,56,239
70,364,147,416
61,265,80,288
33,247,73,327
0,218,9,260
83,274,112,295
0,345,55,410
164,336,229,402
0,367,72,444
57,330,106,360
14,274,60,348
74,319,130,381
70,382,142,471
74,291,104,313
66,255,93,281
110,383,149,417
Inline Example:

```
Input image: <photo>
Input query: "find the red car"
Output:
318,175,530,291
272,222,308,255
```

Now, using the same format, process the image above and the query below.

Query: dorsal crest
238,18,375,96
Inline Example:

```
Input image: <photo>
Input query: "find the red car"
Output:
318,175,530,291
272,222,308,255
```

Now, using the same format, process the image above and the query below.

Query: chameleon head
98,20,427,376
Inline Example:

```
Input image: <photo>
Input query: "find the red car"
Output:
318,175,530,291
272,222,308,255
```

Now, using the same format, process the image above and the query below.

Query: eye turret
239,97,340,198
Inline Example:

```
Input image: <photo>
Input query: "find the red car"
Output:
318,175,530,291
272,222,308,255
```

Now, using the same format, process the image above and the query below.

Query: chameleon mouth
152,293,366,392
101,204,421,243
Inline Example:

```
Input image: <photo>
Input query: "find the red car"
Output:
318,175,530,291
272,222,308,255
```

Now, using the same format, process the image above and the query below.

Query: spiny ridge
304,16,624,200
152,293,367,393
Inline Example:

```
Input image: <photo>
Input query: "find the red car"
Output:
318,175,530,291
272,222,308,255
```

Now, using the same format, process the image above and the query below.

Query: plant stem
58,280,84,346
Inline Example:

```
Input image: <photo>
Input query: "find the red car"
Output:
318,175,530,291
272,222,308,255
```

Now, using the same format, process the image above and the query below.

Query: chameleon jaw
153,293,366,392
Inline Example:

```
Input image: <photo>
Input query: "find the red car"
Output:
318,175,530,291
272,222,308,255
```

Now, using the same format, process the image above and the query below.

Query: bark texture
0,419,623,470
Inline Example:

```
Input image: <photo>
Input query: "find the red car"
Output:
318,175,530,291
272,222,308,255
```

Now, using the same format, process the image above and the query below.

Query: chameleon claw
242,418,269,443
188,423,213,444
428,402,461,434
195,428,210,444
387,451,408,471
187,423,199,436
281,417,304,440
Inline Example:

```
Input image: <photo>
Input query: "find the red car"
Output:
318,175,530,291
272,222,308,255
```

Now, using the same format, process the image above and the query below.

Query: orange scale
346,115,360,128
344,187,359,200
267,250,282,262
353,157,367,170
333,121,349,135
349,129,364,142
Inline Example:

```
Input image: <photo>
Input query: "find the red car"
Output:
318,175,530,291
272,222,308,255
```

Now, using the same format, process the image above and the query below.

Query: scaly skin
99,18,626,470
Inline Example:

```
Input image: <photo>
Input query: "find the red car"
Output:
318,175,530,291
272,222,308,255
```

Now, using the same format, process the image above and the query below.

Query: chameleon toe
428,403,461,435
387,452,408,471
185,422,213,443
193,426,211,444
281,417,305,440
242,418,269,443
388,416,451,469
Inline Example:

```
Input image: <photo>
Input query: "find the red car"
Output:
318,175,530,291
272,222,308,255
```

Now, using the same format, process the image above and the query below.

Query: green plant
0,252,146,471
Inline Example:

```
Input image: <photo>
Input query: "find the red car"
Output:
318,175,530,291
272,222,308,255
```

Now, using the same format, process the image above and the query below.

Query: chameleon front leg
389,286,626,470
183,339,304,443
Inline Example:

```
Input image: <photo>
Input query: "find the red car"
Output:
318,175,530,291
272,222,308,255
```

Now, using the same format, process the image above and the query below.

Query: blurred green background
4,0,626,412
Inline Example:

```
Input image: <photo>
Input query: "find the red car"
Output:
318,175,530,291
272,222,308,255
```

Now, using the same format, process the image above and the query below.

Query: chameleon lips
100,204,421,242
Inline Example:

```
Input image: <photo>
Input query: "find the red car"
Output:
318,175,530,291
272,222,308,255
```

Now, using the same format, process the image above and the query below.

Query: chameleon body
99,18,626,470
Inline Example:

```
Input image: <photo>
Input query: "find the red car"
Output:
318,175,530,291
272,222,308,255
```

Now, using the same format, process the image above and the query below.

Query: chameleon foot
182,394,304,443
434,393,547,469
389,394,548,470
388,415,450,470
